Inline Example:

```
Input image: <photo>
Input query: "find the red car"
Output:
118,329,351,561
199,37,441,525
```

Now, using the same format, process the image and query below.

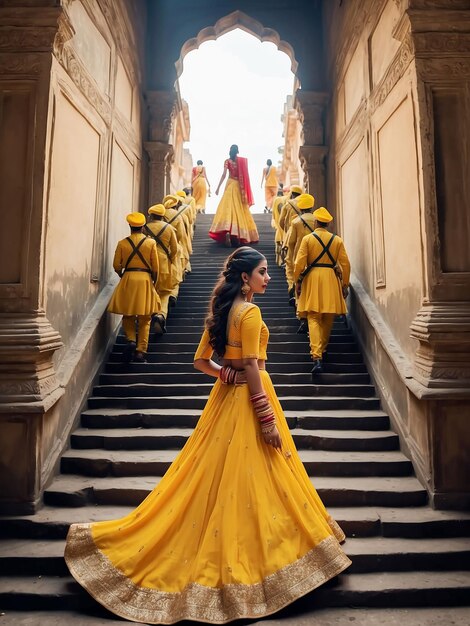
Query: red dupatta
237,157,254,207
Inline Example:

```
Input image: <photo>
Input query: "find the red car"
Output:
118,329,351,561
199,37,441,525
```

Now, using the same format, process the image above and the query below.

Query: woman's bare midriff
221,358,266,371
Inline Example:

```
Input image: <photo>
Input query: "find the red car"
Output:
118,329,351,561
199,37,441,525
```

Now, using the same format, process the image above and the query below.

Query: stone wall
324,0,470,508
0,0,146,513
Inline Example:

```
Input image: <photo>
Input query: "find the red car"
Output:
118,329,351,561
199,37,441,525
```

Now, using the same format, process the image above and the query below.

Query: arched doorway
144,9,329,208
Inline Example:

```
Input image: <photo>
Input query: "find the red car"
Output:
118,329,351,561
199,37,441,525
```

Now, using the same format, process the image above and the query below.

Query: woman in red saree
209,144,259,246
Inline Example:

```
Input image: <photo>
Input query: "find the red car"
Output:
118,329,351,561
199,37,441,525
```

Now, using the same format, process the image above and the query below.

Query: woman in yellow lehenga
64,246,351,624
191,159,211,213
209,144,259,246
261,158,278,212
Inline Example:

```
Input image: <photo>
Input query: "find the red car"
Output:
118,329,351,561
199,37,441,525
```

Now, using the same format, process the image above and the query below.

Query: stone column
295,90,329,206
0,3,67,513
144,90,176,204
406,0,470,507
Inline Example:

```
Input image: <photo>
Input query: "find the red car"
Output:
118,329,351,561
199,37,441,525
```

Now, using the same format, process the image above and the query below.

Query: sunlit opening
178,29,295,213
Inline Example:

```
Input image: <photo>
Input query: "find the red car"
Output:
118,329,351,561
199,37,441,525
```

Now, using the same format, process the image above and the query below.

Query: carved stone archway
145,10,328,204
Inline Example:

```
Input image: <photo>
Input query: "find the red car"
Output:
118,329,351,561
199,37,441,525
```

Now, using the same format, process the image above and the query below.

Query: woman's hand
215,188,220,196
263,425,282,449
235,369,247,384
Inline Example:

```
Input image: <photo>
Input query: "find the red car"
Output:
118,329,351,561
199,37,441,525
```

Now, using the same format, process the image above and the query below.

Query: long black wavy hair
206,246,266,357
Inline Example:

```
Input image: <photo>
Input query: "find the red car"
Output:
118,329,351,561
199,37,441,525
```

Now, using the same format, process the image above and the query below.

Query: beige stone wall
280,95,304,189
325,0,470,508
0,0,146,513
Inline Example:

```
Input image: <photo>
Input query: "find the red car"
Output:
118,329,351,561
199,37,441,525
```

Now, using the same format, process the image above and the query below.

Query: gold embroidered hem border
65,524,351,624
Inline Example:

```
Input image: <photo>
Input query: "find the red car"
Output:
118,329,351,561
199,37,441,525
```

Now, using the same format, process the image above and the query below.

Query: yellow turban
126,212,145,227
176,190,186,199
163,194,179,208
290,185,303,195
148,204,166,217
313,207,333,223
296,193,315,210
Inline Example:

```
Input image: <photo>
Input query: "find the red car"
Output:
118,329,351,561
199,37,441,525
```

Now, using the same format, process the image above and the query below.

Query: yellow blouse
194,302,269,361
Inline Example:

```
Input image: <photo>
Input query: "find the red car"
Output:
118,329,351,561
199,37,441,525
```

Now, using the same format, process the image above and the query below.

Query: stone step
3,536,469,579
104,361,370,375
70,427,398,452
59,448,412,478
91,382,377,399
108,350,364,364
116,331,353,344
114,341,358,355
2,505,469,541
99,371,371,386
43,474,426,509
87,395,382,411
1,570,469,611
80,408,390,430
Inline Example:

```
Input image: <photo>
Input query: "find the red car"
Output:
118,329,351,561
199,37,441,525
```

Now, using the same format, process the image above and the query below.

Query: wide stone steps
3,505,470,541
43,474,426,508
99,370,371,385
91,382,377,398
2,213,470,616
87,394,382,411
58,448,413,477
80,407,391,430
0,571,469,612
69,427,398,451
2,536,469,578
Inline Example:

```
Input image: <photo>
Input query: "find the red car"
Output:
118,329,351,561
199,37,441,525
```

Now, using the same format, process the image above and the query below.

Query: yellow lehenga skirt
193,173,207,212
65,370,351,624
209,178,259,245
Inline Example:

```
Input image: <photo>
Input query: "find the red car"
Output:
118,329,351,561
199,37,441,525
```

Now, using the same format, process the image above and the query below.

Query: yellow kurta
285,212,316,288
145,220,178,292
107,234,161,316
293,228,351,315
65,301,350,624
192,166,208,211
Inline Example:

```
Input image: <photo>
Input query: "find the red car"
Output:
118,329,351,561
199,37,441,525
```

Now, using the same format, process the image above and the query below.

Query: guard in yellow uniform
164,194,192,276
145,204,178,332
108,212,161,363
271,187,286,266
293,207,350,377
284,193,317,330
163,195,186,303
279,184,303,237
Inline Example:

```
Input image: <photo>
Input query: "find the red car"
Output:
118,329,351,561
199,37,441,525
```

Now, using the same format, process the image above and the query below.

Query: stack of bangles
250,391,276,435
219,365,243,385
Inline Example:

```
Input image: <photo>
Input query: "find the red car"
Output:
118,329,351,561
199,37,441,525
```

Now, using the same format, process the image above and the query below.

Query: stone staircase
1,213,470,617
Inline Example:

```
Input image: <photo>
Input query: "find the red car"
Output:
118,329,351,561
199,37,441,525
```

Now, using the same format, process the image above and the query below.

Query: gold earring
241,283,250,299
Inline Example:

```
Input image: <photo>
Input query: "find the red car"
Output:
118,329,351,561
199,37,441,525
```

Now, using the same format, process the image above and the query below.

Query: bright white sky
178,29,295,213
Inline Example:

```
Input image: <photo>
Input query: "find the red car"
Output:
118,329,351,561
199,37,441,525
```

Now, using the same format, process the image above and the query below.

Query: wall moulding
0,311,63,413
52,24,112,125
371,33,415,113
294,90,328,146
175,10,298,81
146,90,177,144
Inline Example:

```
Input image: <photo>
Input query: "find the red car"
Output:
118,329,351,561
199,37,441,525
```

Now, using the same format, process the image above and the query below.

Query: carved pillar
145,90,176,204
405,1,470,507
0,4,67,513
295,90,329,206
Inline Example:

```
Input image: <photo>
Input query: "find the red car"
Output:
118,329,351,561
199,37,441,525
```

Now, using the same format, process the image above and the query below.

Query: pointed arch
175,10,298,81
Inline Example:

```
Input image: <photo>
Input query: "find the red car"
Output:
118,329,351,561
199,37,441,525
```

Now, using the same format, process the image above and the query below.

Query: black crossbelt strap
124,236,152,274
144,224,172,259
287,200,301,218
299,233,337,283
299,214,314,233
167,203,190,226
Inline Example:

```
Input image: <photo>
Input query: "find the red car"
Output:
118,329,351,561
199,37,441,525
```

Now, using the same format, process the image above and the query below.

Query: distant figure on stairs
191,159,211,213
294,206,351,378
209,144,259,247
260,158,278,212
64,246,351,624
107,212,161,363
